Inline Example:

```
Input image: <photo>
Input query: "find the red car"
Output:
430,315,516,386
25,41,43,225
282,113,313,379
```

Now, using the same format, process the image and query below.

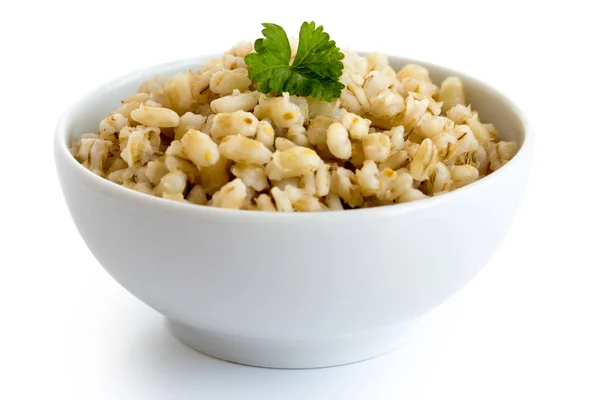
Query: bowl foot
166,318,418,369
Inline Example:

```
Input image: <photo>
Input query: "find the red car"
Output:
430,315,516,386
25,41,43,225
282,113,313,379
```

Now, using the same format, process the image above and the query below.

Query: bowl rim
55,54,533,222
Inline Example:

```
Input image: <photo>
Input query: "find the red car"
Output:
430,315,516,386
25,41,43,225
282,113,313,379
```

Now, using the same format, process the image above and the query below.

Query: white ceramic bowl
55,55,532,369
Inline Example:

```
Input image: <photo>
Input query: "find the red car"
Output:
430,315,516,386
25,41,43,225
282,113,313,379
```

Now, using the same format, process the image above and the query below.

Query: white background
2,0,599,398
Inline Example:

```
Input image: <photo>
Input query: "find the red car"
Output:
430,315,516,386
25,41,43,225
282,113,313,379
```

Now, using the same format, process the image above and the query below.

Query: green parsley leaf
292,21,345,80
244,23,292,95
245,22,345,101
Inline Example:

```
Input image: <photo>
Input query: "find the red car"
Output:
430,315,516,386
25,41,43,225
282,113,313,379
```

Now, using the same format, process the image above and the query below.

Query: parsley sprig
245,22,345,101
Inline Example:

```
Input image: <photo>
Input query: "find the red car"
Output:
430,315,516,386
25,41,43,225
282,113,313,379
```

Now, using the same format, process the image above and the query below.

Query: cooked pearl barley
438,77,466,113
175,112,206,140
120,129,154,167
466,116,492,144
187,185,207,205
228,41,254,57
343,49,368,77
275,137,297,151
447,104,472,124
326,123,352,159
348,82,371,112
432,132,457,159
254,93,305,128
289,189,328,212
132,182,154,195
218,135,273,165
340,110,371,140
76,138,95,162
164,73,194,115
209,69,251,95
194,103,212,116
138,74,167,95
425,98,443,116
410,138,437,181
363,70,394,100
255,194,277,211
193,82,217,103
376,167,398,201
429,162,453,194
181,129,220,168
99,114,128,141
71,47,517,211
379,150,409,170
198,156,230,195
223,54,246,70
134,167,149,184
483,123,498,141
326,193,344,210
398,96,429,133
155,170,187,195
287,125,309,146
210,110,259,140
267,146,321,180
231,163,268,191
301,171,317,195
289,96,310,120
307,115,334,146
292,197,327,212
402,78,438,98
385,169,413,201
164,155,199,181
397,64,431,81
211,178,247,209
145,160,169,185
398,187,427,203
385,126,405,151
130,104,180,128
256,120,276,149
210,90,259,114
340,86,363,115
418,114,452,139
87,139,112,171
315,162,331,197
118,127,134,151
69,141,83,161
404,140,419,158
122,92,150,104
331,167,363,208
474,145,490,175
144,99,164,108
161,192,184,201
489,141,517,171
497,141,517,161
165,140,187,158
349,142,366,168
451,165,479,188
446,126,479,164
281,185,303,202
362,133,391,162
356,160,380,196
271,187,294,212
365,53,389,71
308,98,340,118
203,114,215,133
107,157,128,173
107,167,135,184
369,89,405,119
273,178,300,191
145,127,161,153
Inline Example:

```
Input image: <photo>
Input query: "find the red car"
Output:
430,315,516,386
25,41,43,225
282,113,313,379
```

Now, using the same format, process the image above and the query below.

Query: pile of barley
70,42,517,211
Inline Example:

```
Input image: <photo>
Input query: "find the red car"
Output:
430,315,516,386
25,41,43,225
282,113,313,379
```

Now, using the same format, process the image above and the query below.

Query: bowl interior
60,55,526,149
